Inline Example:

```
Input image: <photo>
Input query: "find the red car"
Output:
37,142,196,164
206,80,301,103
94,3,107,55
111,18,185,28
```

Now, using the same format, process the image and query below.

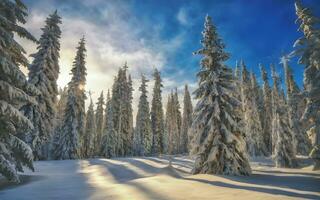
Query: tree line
0,0,319,183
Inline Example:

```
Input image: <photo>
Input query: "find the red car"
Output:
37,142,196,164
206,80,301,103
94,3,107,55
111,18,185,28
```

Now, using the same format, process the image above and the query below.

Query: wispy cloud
18,0,195,119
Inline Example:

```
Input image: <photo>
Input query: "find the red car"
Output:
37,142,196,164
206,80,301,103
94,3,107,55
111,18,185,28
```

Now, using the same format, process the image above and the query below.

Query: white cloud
177,7,189,26
17,0,196,122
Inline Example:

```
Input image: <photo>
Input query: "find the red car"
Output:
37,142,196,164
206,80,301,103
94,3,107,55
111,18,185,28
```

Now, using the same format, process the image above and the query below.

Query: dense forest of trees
0,0,319,182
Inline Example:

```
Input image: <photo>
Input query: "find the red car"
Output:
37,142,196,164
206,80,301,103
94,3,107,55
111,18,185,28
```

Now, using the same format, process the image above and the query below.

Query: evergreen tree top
97,91,104,104
194,15,229,69
260,64,268,82
139,74,149,94
70,37,87,89
241,60,249,83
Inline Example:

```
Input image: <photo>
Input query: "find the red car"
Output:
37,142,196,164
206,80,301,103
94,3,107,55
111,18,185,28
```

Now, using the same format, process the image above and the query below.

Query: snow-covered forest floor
0,156,319,200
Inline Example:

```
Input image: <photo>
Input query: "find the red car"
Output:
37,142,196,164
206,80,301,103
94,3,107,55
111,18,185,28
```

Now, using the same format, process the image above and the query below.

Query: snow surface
0,156,319,200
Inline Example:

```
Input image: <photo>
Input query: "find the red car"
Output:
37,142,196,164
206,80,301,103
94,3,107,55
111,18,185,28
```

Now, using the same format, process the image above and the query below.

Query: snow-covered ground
0,156,319,200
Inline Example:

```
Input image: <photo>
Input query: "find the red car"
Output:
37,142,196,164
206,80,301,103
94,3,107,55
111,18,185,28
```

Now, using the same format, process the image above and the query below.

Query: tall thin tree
53,38,87,160
20,11,61,160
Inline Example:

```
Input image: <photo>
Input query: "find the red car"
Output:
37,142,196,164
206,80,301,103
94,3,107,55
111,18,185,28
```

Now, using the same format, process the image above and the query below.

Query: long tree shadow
89,159,172,200
254,169,320,178
143,157,193,171
89,159,143,182
223,173,320,193
183,177,320,200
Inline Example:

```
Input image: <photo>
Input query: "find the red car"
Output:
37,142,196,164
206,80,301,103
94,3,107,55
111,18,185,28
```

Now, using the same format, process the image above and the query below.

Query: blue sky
21,0,319,107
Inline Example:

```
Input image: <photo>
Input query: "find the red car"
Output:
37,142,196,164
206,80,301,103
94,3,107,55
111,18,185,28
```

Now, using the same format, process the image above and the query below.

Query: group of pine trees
190,1,320,175
0,0,319,182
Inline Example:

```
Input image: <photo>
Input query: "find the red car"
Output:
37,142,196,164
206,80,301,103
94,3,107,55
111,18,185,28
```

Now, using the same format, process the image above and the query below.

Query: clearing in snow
0,156,319,200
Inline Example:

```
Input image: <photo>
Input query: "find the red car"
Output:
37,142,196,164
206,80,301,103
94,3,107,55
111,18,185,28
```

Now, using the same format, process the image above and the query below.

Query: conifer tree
95,91,104,155
190,15,251,175
240,62,266,156
134,75,152,156
180,85,193,153
83,93,96,158
0,0,38,182
151,69,165,154
20,11,61,160
271,65,296,167
53,38,87,160
260,64,273,154
173,88,182,153
51,87,67,157
293,1,320,170
126,74,134,155
109,65,133,157
282,55,311,155
250,72,267,156
101,90,116,158
165,93,180,154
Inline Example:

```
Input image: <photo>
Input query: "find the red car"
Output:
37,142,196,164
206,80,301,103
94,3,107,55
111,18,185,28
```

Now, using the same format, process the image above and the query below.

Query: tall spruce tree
180,85,193,153
20,11,61,160
282,55,311,155
101,90,116,158
0,0,38,182
165,92,180,154
83,93,96,158
151,69,165,154
126,74,134,155
250,72,267,156
134,75,152,156
110,65,133,157
260,64,273,154
293,1,320,170
173,88,182,153
240,62,266,157
271,65,296,167
95,91,104,155
190,15,251,175
52,87,67,158
53,38,87,160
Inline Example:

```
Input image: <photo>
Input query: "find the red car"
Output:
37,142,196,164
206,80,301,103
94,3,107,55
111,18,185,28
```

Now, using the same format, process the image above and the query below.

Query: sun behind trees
0,0,319,184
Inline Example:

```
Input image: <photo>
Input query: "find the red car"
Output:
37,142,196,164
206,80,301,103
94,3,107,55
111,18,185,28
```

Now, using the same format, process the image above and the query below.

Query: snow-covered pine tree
250,72,267,156
134,75,152,156
112,64,133,157
19,11,61,160
53,38,87,160
293,1,320,170
151,69,165,154
173,88,182,153
110,74,122,157
51,87,67,158
0,0,38,182
83,93,96,158
165,92,179,154
190,15,251,175
260,64,273,154
101,90,116,158
271,64,281,154
282,55,311,155
240,61,266,157
95,91,104,155
271,65,297,168
163,95,171,154
126,74,134,156
180,84,193,154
